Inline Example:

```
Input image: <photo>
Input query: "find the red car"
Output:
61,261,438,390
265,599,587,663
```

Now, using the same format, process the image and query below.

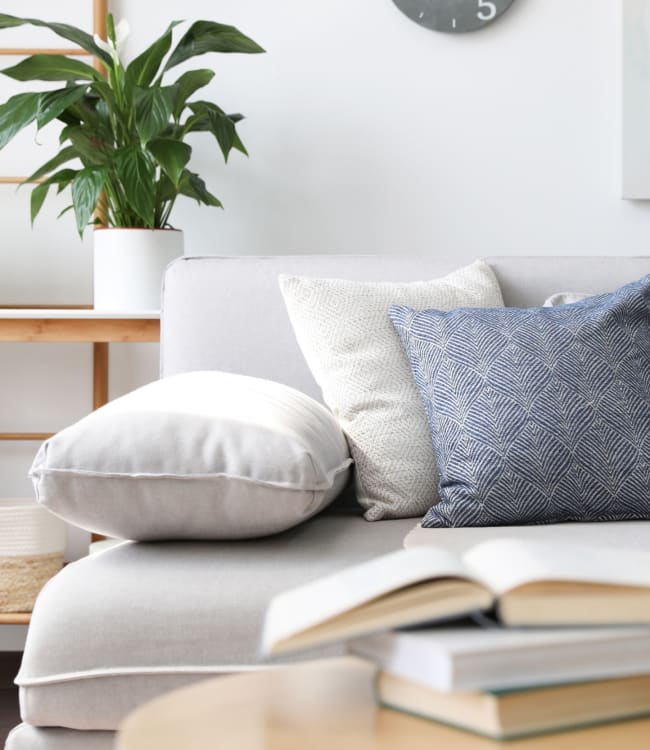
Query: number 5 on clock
477,0,497,21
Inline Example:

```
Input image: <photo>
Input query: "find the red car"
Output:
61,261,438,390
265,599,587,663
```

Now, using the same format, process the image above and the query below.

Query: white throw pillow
279,260,504,521
30,372,352,540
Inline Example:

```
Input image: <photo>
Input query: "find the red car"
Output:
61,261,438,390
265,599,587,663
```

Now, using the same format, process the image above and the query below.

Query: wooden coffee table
116,658,650,749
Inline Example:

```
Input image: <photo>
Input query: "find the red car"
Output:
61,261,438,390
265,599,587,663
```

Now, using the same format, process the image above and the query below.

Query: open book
261,538,650,656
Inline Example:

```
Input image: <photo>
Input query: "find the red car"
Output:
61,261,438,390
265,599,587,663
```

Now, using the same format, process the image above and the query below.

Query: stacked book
262,535,650,740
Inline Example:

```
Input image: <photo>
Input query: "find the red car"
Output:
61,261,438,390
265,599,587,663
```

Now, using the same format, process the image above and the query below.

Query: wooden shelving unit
0,310,160,628
0,3,109,632
0,613,31,625
0,308,160,427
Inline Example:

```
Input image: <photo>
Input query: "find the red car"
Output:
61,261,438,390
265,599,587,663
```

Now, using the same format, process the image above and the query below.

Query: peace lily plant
0,13,265,234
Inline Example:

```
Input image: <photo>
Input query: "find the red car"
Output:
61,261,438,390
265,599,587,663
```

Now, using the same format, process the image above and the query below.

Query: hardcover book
375,672,650,740
349,625,650,692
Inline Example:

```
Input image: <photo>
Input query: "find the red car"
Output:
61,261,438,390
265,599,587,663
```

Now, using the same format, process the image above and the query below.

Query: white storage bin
0,498,65,613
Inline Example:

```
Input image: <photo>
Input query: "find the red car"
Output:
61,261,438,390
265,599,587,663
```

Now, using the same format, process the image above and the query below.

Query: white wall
115,0,650,257
0,0,648,566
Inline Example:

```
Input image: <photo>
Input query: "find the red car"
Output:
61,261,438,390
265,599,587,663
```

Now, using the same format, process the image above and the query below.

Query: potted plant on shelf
0,13,264,310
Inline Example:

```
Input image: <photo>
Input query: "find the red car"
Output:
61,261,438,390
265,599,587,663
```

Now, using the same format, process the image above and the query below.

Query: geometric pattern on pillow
389,274,650,527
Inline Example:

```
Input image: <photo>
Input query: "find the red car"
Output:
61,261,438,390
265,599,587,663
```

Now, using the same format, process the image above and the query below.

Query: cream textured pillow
279,260,504,520
30,372,352,540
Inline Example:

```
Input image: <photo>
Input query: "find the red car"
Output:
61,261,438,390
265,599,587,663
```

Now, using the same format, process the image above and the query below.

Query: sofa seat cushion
403,519,650,553
6,725,113,750
17,515,415,731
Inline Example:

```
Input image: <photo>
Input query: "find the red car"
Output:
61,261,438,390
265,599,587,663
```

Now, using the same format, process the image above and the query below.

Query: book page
262,546,469,655
462,538,650,595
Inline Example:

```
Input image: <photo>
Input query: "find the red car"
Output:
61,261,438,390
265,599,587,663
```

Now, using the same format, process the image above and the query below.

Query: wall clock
392,0,516,33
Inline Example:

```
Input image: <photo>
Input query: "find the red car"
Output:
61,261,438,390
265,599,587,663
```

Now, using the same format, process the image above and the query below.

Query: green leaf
0,14,112,66
179,170,222,208
148,138,191,186
60,124,111,165
187,101,241,161
0,92,39,148
30,181,51,225
155,172,177,205
165,21,264,71
231,129,248,157
106,13,116,45
126,21,182,88
115,146,155,225
224,114,247,156
55,107,81,126
87,80,121,132
87,80,121,128
2,54,102,83
71,166,106,235
51,168,78,190
25,146,78,183
59,101,112,148
30,167,78,224
0,14,23,28
37,85,88,129
171,69,214,119
135,86,173,144
57,204,75,219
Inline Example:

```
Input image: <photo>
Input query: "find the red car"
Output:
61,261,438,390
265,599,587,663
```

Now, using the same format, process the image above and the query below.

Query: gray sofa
6,254,649,750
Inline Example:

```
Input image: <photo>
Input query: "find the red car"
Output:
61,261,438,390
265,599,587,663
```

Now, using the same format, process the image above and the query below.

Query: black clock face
392,0,516,33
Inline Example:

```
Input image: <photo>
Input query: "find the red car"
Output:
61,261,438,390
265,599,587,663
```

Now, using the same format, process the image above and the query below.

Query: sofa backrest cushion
161,255,650,401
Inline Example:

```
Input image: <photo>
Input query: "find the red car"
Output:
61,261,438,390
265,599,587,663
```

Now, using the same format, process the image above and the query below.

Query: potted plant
0,13,264,309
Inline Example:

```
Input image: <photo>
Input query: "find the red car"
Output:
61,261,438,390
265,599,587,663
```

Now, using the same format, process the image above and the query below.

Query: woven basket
0,498,65,613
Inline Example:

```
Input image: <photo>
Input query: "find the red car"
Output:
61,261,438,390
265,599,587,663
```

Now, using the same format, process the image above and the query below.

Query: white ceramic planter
93,228,184,311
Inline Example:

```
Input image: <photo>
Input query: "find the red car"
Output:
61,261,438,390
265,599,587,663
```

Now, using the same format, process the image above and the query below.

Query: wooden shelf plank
0,176,45,184
0,47,89,56
0,305,92,310
0,309,159,319
0,613,31,625
0,433,53,441
0,318,160,342
93,342,109,409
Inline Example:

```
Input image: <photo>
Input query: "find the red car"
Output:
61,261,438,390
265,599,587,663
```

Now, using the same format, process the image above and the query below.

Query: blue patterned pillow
389,275,650,528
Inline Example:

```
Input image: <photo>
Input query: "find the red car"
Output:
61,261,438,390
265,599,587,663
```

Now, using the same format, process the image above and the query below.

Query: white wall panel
622,0,650,198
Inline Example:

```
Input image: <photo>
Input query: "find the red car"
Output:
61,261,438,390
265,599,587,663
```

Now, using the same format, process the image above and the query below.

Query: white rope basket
0,498,65,613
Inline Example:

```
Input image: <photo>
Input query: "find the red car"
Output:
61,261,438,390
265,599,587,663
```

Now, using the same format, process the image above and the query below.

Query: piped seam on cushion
16,663,279,686
29,459,353,493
